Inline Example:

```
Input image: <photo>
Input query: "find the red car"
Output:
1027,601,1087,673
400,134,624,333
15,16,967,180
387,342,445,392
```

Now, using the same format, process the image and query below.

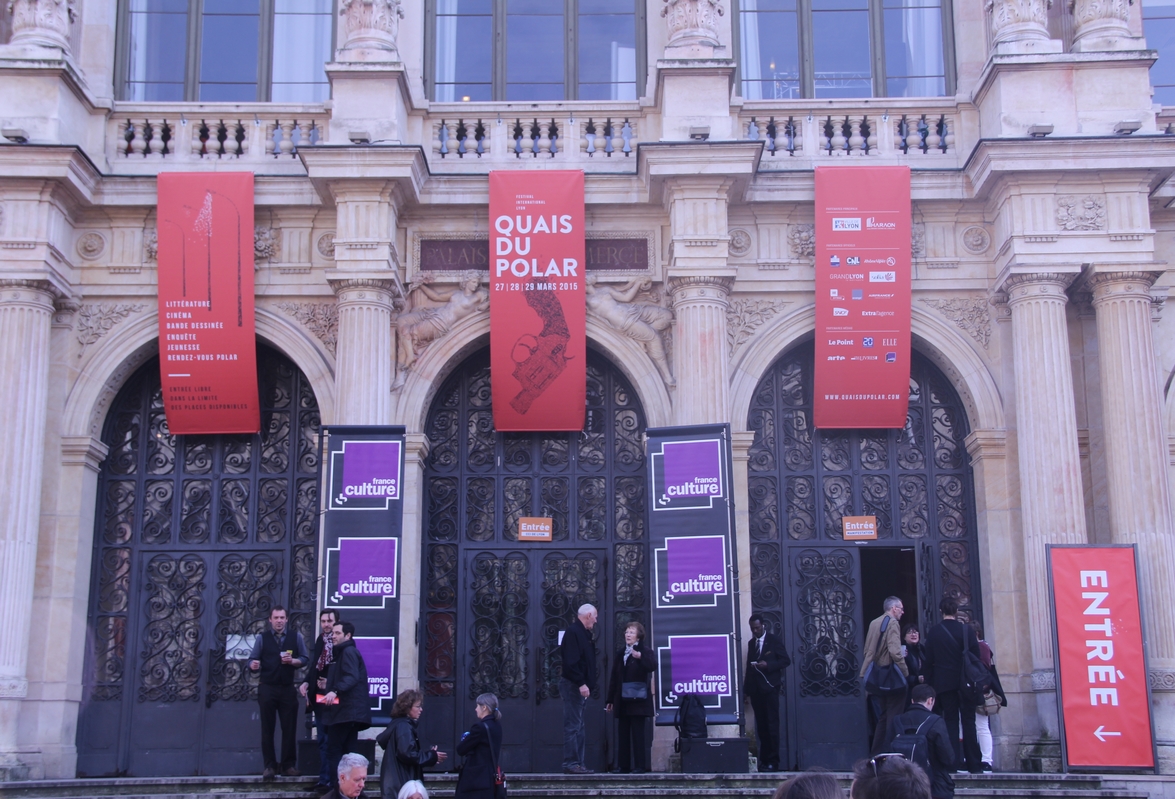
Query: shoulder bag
483,722,507,799
864,617,908,697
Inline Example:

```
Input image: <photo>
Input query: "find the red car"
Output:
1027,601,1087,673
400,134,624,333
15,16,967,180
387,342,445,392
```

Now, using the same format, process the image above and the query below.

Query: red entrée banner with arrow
489,170,586,431
1049,545,1155,770
157,172,260,435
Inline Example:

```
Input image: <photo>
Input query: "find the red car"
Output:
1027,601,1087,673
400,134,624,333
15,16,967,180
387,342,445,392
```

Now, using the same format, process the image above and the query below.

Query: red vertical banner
1049,546,1156,770
157,173,260,434
489,171,586,431
814,166,911,428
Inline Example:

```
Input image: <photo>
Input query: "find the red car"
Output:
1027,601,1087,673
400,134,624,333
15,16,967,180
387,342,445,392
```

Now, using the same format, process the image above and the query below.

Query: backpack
959,639,994,705
673,693,707,751
890,715,935,776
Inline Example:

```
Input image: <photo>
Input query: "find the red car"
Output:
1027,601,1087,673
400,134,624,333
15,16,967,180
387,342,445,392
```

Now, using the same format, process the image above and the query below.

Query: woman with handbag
970,621,1006,772
454,693,504,799
377,689,448,799
605,621,657,774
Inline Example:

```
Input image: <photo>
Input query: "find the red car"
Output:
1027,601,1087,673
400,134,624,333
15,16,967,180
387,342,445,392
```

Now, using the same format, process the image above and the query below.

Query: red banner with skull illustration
489,171,586,431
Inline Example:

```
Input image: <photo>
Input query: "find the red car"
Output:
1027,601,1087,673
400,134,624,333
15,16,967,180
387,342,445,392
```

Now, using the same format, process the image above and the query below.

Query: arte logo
655,535,728,608
866,217,897,229
330,439,402,510
832,218,862,231
833,307,848,317
652,438,725,511
326,537,399,608
658,635,733,708
869,271,896,283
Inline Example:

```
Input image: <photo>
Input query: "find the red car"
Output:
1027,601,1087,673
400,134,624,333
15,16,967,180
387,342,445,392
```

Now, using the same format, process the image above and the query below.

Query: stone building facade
2,0,1175,780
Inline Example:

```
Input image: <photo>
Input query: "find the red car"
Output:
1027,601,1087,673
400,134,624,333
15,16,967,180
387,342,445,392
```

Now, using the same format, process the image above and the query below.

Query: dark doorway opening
860,547,919,632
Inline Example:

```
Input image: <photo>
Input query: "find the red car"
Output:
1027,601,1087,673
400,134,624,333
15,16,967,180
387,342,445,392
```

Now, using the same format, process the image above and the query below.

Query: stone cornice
0,144,101,207
297,145,428,208
59,434,110,469
0,43,111,117
970,51,1157,112
637,141,764,204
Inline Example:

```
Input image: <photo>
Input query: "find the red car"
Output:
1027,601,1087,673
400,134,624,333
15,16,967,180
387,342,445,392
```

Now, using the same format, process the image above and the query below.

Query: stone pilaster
669,276,731,425
1089,271,1175,668
330,279,397,425
1004,273,1088,672
396,433,429,695
0,280,55,772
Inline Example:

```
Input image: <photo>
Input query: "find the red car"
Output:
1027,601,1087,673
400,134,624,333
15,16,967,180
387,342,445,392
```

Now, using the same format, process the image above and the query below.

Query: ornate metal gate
746,342,979,770
418,348,648,774
76,346,321,777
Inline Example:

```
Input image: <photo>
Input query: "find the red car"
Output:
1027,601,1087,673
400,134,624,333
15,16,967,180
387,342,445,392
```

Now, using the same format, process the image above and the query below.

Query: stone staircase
0,772,1165,799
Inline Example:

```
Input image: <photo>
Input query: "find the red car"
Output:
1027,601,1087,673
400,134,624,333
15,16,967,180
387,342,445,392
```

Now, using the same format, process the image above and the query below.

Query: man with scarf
301,609,339,790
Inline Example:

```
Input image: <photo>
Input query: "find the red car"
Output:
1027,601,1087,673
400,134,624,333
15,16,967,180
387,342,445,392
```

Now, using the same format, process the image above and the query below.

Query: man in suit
861,595,909,755
923,596,983,773
745,613,791,772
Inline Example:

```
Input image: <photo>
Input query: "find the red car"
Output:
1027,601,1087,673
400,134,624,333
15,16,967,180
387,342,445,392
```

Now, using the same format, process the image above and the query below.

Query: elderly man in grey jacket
860,595,909,755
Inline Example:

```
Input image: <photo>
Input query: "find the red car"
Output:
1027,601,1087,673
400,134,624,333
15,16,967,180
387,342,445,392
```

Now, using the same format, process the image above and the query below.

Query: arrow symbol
1094,726,1122,742
662,592,675,603
667,691,679,702
336,495,347,504
331,592,343,604
659,494,670,505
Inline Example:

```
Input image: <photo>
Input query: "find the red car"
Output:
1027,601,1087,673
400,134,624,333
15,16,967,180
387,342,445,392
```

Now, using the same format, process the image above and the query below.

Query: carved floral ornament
921,297,992,350
1069,0,1131,38
788,224,815,259
339,0,405,54
254,226,279,262
75,303,145,352
77,232,107,261
1056,194,1107,231
8,0,77,52
277,302,338,356
662,0,724,47
985,0,1052,44
729,228,752,257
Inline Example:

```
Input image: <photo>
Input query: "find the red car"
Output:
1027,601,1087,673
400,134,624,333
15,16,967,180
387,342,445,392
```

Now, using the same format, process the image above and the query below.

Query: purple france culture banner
647,425,742,727
320,426,406,725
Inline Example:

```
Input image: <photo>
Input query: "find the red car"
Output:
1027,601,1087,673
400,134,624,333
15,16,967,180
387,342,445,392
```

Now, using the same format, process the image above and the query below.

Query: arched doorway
76,344,321,777
746,342,980,770
417,347,649,774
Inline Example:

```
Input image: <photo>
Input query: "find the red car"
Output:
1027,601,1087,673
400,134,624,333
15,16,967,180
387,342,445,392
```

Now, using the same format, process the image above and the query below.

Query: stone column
338,0,405,55
396,433,429,695
0,280,55,776
986,0,1059,53
1004,273,1088,673
7,0,75,52
1089,271,1175,668
1070,0,1139,51
331,279,396,425
669,276,732,425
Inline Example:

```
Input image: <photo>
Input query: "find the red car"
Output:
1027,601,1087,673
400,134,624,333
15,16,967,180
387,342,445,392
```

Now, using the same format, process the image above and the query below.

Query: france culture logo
329,440,402,510
326,537,399,609
652,438,725,512
658,634,733,709
655,535,729,608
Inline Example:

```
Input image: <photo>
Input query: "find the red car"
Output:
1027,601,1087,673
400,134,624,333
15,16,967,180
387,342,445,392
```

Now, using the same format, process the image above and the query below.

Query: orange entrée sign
842,516,878,540
518,517,553,542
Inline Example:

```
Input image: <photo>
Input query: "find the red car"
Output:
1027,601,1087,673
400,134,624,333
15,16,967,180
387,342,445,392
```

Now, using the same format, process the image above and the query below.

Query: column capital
0,279,60,310
668,275,733,300
60,435,110,472
965,429,1007,461
328,276,402,307
1001,272,1078,305
8,0,76,53
1087,270,1161,304
404,432,431,462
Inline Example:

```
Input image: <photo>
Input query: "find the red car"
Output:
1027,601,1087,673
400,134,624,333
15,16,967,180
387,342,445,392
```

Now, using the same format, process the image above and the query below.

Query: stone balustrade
428,111,638,171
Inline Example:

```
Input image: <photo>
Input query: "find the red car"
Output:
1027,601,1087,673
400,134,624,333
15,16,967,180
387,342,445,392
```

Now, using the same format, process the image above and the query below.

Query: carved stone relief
317,232,337,259
395,272,489,375
77,232,107,261
727,298,789,357
254,226,279,262
787,224,815,259
729,228,752,257
76,304,146,353
143,229,158,262
911,223,927,259
962,226,991,254
586,275,676,387
1056,195,1106,231
276,302,339,356
339,0,405,54
8,0,76,52
986,0,1052,45
662,0,723,47
921,298,992,350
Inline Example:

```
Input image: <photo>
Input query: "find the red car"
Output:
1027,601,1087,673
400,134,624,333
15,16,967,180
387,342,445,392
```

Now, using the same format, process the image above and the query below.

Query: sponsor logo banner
355,637,396,713
815,166,911,428
489,171,586,431
648,426,741,726
1049,546,1155,770
156,173,259,434
329,440,403,510
657,634,734,708
321,427,405,725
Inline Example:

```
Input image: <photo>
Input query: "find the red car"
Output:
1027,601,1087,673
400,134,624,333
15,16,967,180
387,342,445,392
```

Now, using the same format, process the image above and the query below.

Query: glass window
430,0,642,101
738,0,949,98
1145,0,1175,105
120,0,334,102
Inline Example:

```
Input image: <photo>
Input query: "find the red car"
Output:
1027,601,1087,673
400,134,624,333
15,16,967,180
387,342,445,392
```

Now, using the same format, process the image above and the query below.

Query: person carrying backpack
921,597,983,773
889,684,956,799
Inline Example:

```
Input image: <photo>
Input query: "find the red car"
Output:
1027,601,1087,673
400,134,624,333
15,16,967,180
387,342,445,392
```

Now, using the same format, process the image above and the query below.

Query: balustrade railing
429,112,638,169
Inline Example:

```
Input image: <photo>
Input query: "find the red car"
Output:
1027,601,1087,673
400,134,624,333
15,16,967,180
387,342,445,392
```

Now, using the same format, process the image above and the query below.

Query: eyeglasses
869,753,906,777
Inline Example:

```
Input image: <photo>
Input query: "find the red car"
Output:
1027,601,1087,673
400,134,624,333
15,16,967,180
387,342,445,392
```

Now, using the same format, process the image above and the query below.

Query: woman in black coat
902,624,927,687
454,693,503,799
323,622,373,788
377,689,448,799
605,621,656,774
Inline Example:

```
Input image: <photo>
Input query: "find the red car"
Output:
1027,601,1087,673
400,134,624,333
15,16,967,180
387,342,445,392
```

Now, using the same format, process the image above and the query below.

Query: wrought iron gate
76,347,321,777
746,343,980,770
419,349,648,774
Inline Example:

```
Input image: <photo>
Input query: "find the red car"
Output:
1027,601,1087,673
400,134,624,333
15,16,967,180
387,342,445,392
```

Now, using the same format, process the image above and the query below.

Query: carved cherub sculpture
396,272,489,370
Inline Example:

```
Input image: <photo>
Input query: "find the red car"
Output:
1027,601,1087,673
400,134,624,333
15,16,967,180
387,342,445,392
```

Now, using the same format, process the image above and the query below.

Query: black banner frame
646,423,743,727
317,425,407,726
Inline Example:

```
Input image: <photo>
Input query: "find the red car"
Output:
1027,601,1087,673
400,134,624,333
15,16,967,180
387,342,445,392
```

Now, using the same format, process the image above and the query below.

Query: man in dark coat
560,603,598,774
890,684,956,799
745,613,791,772
322,621,372,788
247,605,309,780
299,608,338,790
319,752,369,799
922,597,983,773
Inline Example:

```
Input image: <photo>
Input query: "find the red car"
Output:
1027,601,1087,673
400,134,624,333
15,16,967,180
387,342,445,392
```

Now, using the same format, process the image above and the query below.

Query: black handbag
621,681,648,700
864,617,907,697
